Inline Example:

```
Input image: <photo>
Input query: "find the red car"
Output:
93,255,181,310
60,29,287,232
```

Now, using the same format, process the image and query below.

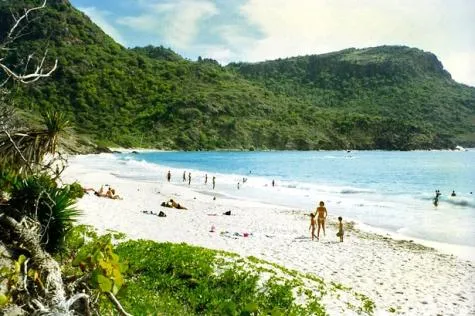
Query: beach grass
53,223,377,316
87,237,374,315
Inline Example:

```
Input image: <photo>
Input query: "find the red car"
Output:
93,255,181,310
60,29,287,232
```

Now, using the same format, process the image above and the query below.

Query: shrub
66,182,85,199
8,173,80,253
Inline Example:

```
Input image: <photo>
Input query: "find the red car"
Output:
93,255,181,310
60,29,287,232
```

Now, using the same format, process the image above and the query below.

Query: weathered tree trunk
0,214,67,314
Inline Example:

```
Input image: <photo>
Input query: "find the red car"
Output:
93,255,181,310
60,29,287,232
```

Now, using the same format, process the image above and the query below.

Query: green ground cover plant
78,236,376,315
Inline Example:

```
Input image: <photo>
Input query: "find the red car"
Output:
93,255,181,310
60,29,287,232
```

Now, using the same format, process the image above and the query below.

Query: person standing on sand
336,216,344,242
272,179,275,187
167,170,171,182
315,201,327,240
309,213,316,241
205,174,208,184
183,171,186,182
188,172,191,185
212,176,216,189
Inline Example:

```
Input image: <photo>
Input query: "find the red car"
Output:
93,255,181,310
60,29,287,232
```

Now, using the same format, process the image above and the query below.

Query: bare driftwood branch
2,128,32,171
0,56,58,84
0,214,67,313
106,292,133,316
7,0,47,40
0,0,58,85
23,257,31,294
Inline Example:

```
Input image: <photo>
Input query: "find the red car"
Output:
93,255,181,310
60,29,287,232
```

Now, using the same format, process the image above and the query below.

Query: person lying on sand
94,185,106,197
82,187,97,194
161,199,187,209
93,185,122,199
105,188,122,200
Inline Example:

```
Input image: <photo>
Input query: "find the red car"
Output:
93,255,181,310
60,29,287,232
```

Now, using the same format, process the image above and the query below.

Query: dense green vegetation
66,227,376,315
1,0,474,150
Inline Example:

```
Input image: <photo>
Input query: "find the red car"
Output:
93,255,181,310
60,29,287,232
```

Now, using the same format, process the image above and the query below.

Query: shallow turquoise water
98,150,475,247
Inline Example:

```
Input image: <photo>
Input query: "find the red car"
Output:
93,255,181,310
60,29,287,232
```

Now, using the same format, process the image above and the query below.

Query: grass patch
105,241,322,315
58,227,376,315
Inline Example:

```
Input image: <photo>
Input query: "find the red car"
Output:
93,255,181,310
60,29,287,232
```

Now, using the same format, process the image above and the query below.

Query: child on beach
336,216,344,242
309,213,316,241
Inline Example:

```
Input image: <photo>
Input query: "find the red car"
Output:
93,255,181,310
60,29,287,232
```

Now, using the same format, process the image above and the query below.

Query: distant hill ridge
229,46,451,81
1,0,474,150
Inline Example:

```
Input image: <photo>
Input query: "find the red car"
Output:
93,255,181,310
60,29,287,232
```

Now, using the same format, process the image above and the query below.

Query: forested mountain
1,0,474,150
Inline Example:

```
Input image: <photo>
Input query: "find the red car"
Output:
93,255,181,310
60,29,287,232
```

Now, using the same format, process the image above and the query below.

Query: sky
69,0,475,87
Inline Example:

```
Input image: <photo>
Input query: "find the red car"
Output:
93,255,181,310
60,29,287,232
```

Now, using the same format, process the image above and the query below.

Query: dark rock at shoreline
94,146,113,154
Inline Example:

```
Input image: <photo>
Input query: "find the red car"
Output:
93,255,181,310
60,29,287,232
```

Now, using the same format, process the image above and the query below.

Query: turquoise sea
84,150,475,248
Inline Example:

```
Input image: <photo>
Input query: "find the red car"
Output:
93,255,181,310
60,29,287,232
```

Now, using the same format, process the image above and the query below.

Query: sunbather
106,188,122,200
161,198,187,209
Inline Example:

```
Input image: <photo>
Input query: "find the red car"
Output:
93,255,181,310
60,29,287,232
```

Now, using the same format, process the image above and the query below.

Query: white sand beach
63,155,475,315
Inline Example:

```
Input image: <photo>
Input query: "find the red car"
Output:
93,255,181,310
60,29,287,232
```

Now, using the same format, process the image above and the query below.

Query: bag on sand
223,210,231,216
158,211,167,217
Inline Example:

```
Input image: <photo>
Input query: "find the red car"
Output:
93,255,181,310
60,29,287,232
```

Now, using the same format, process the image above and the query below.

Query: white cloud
201,46,234,64
118,0,218,50
239,0,475,86
443,52,475,86
79,7,127,46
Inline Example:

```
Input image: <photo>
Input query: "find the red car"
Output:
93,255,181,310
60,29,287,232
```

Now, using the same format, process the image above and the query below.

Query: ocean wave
419,195,474,208
281,184,298,189
444,198,475,208
340,188,375,194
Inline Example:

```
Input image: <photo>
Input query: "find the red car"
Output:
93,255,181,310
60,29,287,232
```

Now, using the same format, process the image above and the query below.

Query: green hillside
1,0,474,150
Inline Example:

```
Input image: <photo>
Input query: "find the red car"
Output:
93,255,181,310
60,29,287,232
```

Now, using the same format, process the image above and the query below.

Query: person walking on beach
315,201,327,240
336,216,344,242
309,213,317,241
188,172,191,185
237,182,240,190
167,170,171,182
212,176,216,189
434,189,441,206
272,179,275,187
183,171,186,182
205,174,208,184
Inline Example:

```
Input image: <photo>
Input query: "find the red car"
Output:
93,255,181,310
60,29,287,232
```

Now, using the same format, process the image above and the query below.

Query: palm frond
0,129,51,173
41,111,69,154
